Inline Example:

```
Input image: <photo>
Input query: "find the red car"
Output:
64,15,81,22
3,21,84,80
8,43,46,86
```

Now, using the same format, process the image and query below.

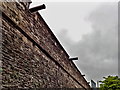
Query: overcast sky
30,0,118,84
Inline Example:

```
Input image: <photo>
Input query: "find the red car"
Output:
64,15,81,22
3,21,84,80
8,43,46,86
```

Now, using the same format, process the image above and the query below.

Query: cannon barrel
82,75,85,77
29,4,46,12
69,57,78,60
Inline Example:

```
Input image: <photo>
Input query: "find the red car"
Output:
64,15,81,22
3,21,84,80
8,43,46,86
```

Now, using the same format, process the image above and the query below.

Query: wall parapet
1,1,91,89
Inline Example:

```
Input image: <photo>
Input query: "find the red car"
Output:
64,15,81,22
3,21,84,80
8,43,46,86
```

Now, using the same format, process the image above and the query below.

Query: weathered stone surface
1,1,91,89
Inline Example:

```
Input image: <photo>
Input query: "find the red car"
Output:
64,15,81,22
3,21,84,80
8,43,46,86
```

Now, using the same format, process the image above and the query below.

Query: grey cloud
57,3,118,82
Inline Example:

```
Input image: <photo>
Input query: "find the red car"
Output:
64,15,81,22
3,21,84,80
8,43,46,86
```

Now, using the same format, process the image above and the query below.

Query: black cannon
69,57,78,61
29,4,46,13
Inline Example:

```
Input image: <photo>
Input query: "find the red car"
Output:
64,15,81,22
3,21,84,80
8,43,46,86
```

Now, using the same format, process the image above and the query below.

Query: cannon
69,57,78,60
29,4,46,12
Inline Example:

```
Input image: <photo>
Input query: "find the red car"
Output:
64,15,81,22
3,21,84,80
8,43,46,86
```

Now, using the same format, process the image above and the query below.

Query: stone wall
1,1,91,89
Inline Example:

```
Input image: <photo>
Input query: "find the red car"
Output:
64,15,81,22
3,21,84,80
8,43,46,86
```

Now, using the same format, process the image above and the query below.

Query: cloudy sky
30,0,118,84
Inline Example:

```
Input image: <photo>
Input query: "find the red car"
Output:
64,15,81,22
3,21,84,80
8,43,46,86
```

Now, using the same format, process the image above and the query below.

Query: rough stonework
1,0,91,89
